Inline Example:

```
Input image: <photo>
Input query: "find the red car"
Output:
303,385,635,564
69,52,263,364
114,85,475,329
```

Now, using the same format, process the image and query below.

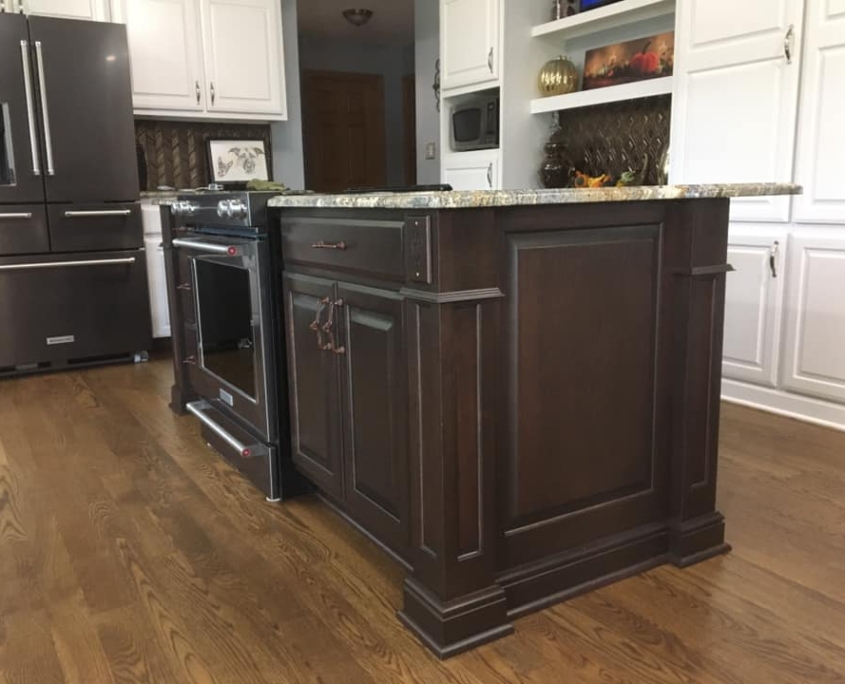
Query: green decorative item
538,55,579,97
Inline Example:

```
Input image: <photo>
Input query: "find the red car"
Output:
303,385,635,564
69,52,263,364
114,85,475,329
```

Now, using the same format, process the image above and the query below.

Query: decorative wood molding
399,287,504,304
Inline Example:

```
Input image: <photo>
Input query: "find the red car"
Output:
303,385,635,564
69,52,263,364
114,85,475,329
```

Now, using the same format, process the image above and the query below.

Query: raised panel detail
689,0,787,48
502,226,665,564
782,233,845,402
828,0,845,18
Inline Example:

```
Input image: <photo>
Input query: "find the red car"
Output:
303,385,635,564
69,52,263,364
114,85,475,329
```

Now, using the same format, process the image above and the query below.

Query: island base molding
399,516,729,658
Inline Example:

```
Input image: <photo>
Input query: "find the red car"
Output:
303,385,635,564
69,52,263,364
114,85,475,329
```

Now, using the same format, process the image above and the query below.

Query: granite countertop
266,183,801,210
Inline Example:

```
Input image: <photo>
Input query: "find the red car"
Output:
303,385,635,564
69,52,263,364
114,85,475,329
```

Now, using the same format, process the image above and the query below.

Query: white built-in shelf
532,0,675,41
530,75,673,114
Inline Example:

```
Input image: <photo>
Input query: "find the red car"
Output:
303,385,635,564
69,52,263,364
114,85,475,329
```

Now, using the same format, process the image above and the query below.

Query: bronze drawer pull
311,240,347,251
309,297,332,351
183,355,197,365
176,282,192,291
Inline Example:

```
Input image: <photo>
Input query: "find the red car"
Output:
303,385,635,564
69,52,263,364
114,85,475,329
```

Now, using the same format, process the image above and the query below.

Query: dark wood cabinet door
337,284,410,556
283,273,344,499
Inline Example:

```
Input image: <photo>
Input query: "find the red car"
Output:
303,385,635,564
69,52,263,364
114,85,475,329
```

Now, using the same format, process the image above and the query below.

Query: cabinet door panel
722,228,786,386
441,0,499,90
781,231,845,403
117,0,206,111
200,0,285,116
442,152,499,191
283,274,344,498
338,284,409,555
793,0,845,223
670,0,803,222
22,0,109,20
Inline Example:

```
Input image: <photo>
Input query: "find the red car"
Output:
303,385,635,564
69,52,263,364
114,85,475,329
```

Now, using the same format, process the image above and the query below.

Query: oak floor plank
2,360,845,684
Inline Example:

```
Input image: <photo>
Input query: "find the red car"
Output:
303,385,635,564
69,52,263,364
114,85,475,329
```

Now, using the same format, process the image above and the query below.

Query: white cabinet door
20,0,110,20
723,227,787,386
144,236,172,338
781,229,845,403
792,0,845,224
200,0,286,116
670,0,804,223
443,152,499,191
115,0,206,112
441,0,499,91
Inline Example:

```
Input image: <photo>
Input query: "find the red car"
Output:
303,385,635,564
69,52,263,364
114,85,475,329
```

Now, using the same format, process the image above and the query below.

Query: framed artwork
583,31,675,91
206,139,271,186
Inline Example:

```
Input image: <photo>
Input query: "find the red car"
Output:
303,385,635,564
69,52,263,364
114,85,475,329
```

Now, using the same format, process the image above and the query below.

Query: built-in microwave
451,95,500,152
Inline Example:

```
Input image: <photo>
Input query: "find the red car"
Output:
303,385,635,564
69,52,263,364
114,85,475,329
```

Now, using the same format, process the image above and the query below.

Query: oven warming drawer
0,249,152,370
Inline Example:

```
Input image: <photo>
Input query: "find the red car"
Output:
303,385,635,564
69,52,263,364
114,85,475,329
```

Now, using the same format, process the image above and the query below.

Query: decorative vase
538,56,579,97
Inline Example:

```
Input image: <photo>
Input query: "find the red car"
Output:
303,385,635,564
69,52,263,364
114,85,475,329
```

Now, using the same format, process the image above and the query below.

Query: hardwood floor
1,358,844,683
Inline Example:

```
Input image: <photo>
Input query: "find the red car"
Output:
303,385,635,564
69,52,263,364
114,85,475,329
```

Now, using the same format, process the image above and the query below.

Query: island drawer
280,217,405,281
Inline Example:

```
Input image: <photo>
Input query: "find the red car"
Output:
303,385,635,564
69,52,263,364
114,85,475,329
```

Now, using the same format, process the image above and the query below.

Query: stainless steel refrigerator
0,13,151,374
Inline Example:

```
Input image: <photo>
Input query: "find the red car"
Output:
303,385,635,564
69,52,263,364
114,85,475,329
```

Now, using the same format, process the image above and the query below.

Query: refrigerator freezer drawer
0,205,49,255
48,202,142,252
0,248,152,370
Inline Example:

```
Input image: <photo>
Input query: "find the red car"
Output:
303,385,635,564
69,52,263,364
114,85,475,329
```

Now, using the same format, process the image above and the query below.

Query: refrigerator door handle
0,257,136,272
63,209,133,218
33,41,55,177
19,40,41,177
0,213,34,220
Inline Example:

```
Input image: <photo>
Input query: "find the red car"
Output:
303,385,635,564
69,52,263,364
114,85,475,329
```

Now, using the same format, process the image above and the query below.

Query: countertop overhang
267,183,801,210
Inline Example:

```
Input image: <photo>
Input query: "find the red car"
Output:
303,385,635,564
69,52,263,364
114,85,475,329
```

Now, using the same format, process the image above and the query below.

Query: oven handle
0,257,136,271
186,400,267,459
172,238,242,256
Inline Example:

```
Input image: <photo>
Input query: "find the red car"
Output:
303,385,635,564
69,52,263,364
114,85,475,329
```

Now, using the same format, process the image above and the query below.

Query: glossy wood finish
277,199,735,657
1,362,844,683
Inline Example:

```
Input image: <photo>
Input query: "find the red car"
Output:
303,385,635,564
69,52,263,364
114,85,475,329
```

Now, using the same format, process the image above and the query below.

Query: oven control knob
172,200,197,217
217,199,248,219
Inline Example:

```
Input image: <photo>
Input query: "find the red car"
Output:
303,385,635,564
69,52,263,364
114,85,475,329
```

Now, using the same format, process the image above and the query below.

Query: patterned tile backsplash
554,95,671,186
134,119,272,191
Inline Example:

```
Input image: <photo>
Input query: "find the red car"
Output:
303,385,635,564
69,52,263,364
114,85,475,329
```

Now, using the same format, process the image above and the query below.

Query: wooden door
200,0,286,117
283,273,344,499
440,0,499,90
780,230,845,403
670,0,805,222
302,70,386,193
722,226,787,387
21,0,109,20
115,0,206,112
793,0,845,224
442,150,499,191
337,284,409,555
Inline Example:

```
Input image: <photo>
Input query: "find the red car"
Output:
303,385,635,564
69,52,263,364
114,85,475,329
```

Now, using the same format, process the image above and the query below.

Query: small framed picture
206,139,271,187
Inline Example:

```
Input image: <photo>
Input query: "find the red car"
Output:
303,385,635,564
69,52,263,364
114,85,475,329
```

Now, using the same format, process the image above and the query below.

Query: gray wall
298,38,415,187
271,0,305,189
415,0,440,184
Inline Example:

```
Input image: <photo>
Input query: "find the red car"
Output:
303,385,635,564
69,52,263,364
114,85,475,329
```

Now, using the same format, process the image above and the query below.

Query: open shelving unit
530,75,673,114
532,0,675,41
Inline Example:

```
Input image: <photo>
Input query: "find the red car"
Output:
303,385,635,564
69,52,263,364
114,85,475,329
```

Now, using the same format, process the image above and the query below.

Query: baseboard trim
722,380,845,433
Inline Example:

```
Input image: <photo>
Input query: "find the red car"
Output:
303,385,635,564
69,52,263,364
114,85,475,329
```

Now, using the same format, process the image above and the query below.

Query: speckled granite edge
266,183,802,210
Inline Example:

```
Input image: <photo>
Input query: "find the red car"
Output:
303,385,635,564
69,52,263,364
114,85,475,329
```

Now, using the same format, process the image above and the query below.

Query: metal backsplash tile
555,95,671,186
134,119,272,191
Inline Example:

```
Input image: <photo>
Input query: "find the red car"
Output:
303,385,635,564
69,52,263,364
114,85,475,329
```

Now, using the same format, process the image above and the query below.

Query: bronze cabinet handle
311,240,347,251
308,297,332,350
176,282,192,291
325,299,346,355
183,355,197,365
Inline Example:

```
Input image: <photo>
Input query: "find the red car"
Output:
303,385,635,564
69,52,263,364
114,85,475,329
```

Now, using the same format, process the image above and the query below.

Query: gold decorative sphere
538,55,579,97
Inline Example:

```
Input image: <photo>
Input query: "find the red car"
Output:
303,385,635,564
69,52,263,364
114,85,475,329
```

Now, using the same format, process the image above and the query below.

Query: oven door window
1,103,16,187
194,257,257,400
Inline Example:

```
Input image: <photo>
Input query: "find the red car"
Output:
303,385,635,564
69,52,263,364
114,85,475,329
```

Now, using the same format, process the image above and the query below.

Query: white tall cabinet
440,0,500,90
111,0,287,120
672,0,845,430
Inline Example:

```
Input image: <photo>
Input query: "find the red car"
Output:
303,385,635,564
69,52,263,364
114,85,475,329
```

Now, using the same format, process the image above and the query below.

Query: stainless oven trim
186,400,268,458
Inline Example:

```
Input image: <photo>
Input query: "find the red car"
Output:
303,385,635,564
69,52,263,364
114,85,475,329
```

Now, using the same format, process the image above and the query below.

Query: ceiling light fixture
343,8,374,27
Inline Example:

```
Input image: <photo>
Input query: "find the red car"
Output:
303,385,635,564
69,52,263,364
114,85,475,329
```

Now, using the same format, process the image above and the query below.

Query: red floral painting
582,31,675,91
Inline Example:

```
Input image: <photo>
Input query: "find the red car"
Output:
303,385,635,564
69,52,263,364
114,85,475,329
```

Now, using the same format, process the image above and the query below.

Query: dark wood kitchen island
268,183,800,658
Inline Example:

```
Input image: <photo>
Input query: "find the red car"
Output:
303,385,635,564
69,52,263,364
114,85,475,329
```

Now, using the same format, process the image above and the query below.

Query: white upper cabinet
670,0,805,223
19,0,110,19
792,0,845,224
781,229,845,402
200,0,285,116
722,227,787,387
113,0,286,119
441,0,500,91
114,0,206,112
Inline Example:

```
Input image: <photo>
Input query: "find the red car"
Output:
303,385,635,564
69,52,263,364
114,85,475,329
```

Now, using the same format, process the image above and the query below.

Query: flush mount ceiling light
343,8,374,27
